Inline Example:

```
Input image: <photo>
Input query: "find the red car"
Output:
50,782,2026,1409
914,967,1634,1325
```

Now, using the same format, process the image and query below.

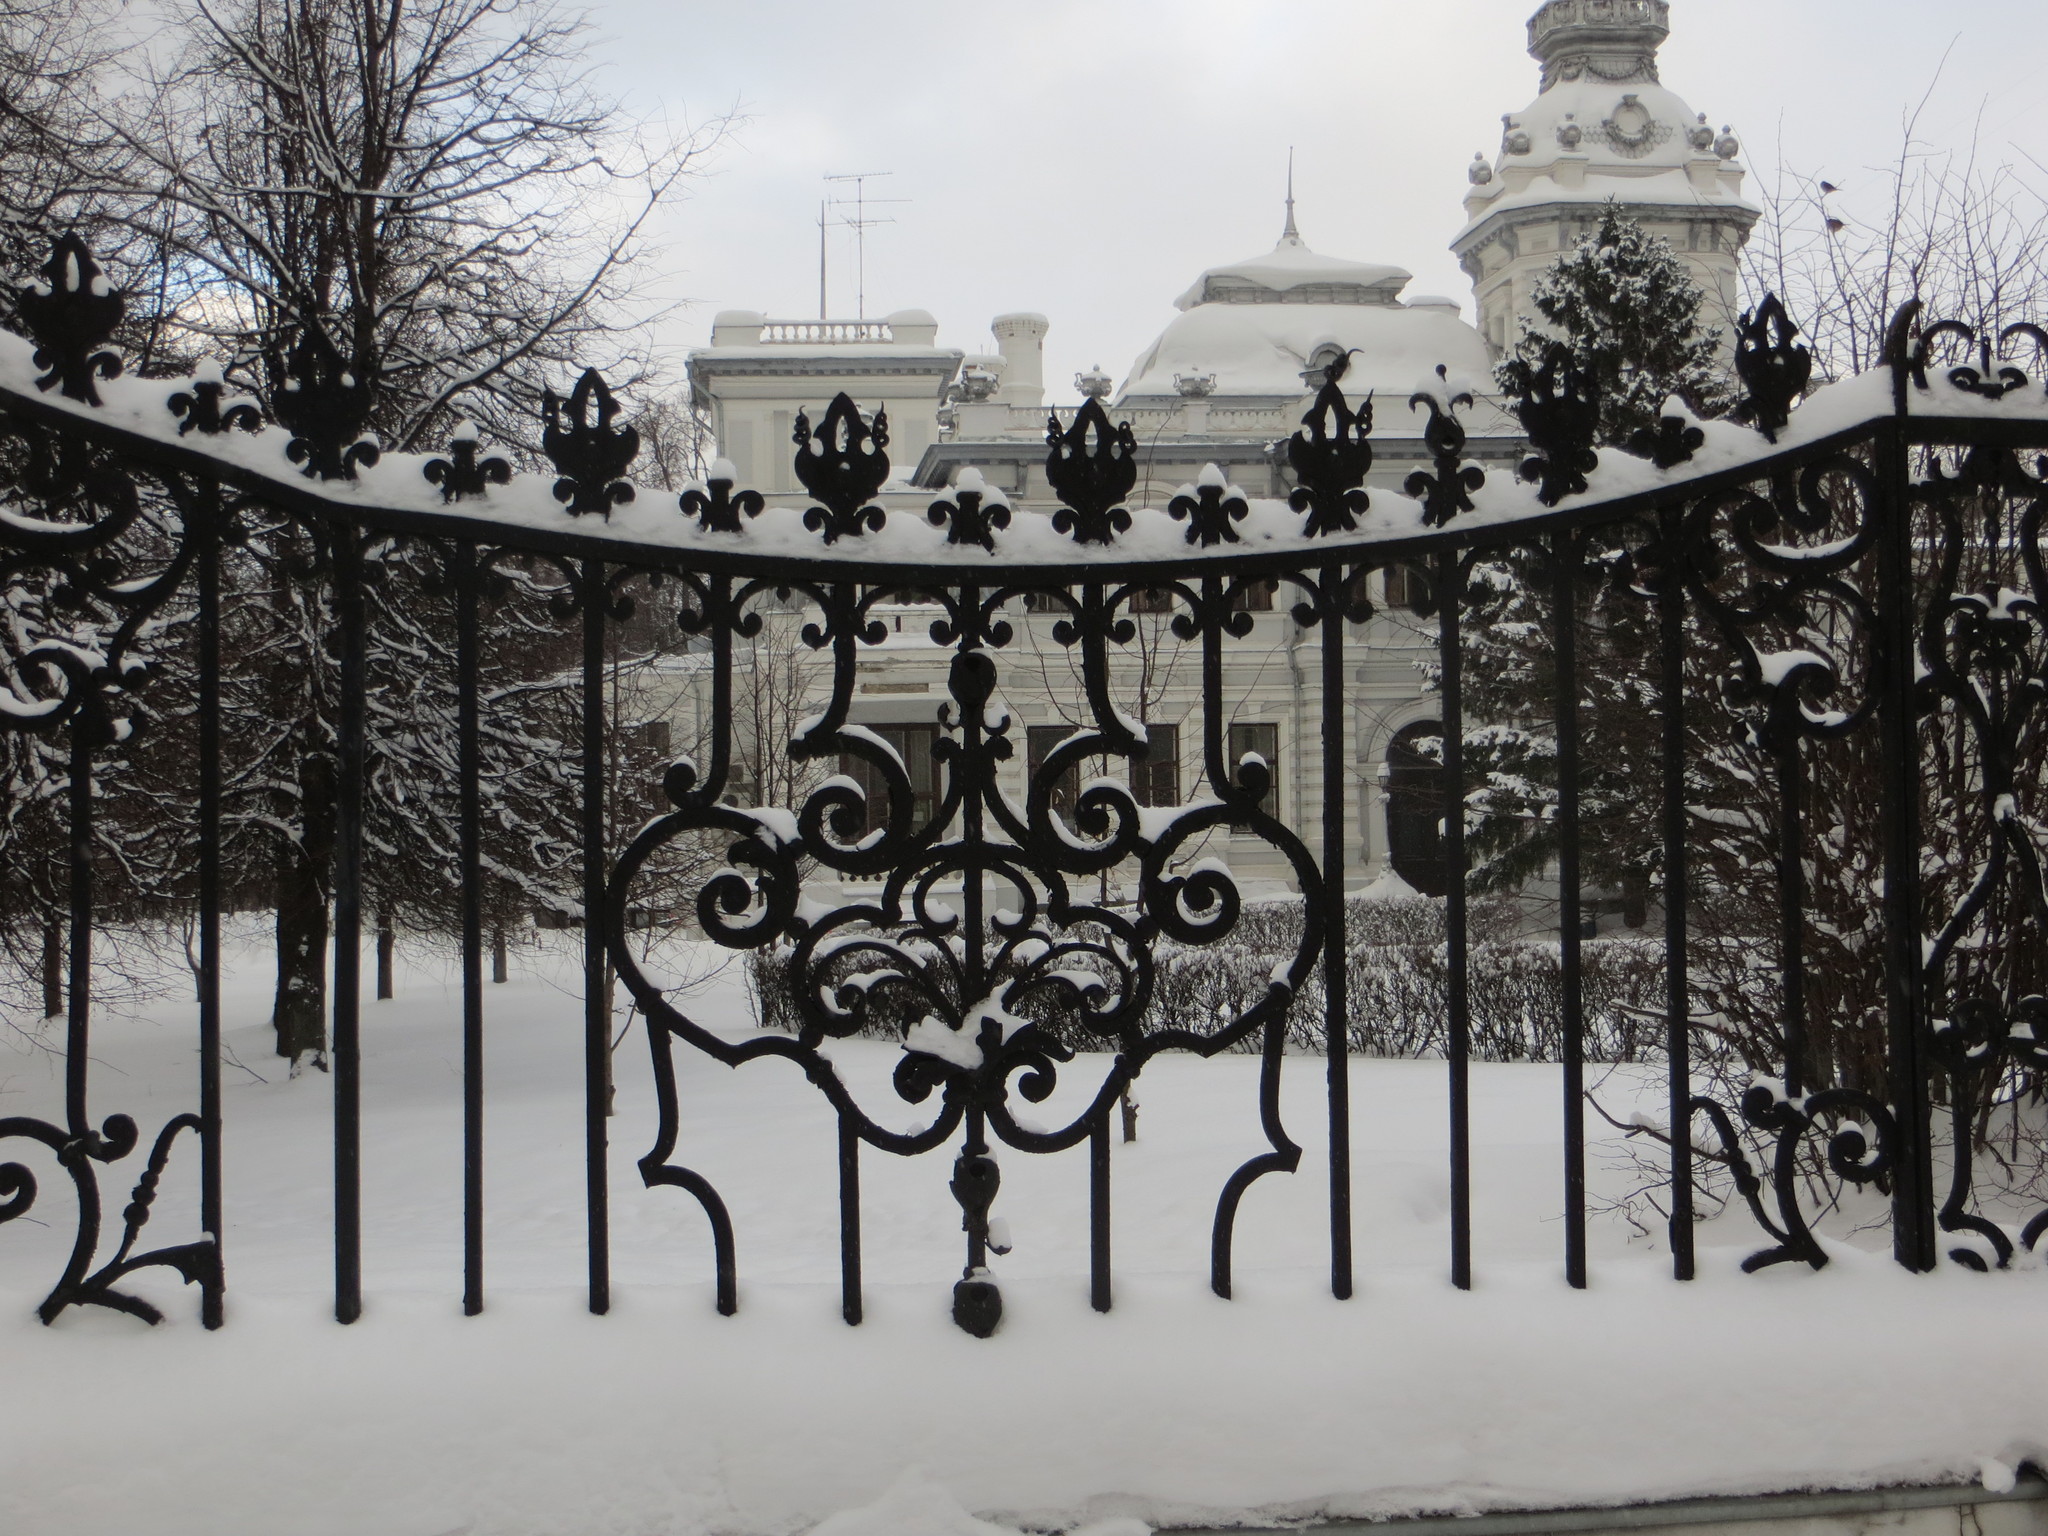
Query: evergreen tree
1454,207,1734,919
1496,205,1728,447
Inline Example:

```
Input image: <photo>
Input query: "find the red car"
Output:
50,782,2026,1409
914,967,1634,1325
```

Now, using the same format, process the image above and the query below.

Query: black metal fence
1,234,2044,1335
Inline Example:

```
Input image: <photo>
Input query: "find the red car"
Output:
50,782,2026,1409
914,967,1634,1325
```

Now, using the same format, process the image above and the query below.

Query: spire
1281,148,1300,244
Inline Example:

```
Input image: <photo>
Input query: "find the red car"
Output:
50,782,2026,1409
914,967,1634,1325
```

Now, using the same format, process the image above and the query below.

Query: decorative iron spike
1514,346,1601,506
167,363,261,436
1167,466,1249,548
1045,396,1138,545
1920,326,2031,401
17,232,125,405
1402,365,1485,527
267,329,380,481
422,425,511,502
794,394,889,543
681,457,764,534
542,369,638,517
928,468,1011,552
1628,409,1705,470
1731,293,1812,442
1288,365,1373,537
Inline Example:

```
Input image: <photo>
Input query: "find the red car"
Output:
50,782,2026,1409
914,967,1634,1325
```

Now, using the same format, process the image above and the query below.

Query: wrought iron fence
0,233,2044,1335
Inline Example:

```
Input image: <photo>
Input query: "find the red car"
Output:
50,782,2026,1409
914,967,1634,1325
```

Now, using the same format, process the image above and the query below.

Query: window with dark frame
1130,722,1179,807
1227,722,1278,787
1384,563,1432,614
1229,580,1277,613
1129,586,1173,614
1025,723,1100,815
838,723,940,833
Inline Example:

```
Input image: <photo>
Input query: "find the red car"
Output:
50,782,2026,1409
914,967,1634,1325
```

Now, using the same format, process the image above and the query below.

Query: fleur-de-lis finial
267,329,380,481
1288,354,1373,537
794,394,889,543
1628,399,1705,469
1044,397,1137,546
18,232,125,405
928,467,1012,552
167,360,261,436
1167,464,1249,548
1731,293,1812,442
1513,346,1601,505
1403,365,1485,527
423,421,512,501
681,457,765,533
542,369,639,517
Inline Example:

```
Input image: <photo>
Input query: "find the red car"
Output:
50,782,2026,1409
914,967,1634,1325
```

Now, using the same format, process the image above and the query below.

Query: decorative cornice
1527,0,1669,91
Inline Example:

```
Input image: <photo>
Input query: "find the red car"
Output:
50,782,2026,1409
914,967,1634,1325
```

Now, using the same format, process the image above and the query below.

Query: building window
1026,724,1097,815
1129,586,1174,614
1385,720,1448,898
1384,563,1432,614
1131,722,1179,807
1025,590,1065,614
839,723,939,833
1229,579,1277,613
634,719,672,755
1227,722,1278,789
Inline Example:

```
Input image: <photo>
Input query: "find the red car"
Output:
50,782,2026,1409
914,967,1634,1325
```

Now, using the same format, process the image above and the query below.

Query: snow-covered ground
3,930,2045,1536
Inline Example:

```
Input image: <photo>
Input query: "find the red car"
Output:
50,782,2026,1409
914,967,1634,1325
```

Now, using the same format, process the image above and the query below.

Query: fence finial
543,369,639,517
18,232,125,406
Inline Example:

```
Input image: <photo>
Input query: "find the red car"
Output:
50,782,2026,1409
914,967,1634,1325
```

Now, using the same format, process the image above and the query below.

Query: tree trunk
273,753,336,1065
491,925,507,984
1621,870,1648,930
40,916,62,1020
376,908,394,1001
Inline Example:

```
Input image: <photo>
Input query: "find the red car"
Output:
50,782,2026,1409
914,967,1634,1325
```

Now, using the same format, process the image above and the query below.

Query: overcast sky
587,0,2048,404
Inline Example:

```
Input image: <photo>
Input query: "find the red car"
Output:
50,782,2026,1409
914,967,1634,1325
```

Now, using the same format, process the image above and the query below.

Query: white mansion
678,0,1756,899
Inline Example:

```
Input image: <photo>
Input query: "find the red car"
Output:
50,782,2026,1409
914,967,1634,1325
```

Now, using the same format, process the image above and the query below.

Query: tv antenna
822,171,906,320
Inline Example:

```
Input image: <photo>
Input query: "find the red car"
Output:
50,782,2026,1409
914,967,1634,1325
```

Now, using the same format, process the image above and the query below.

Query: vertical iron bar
838,1115,861,1325
1657,522,1694,1281
457,544,484,1316
1090,1112,1111,1312
1777,739,1807,1099
1878,420,1936,1268
65,728,91,1138
197,491,225,1327
1438,552,1472,1291
1321,566,1351,1300
333,523,366,1324
1553,539,1587,1290
581,560,611,1314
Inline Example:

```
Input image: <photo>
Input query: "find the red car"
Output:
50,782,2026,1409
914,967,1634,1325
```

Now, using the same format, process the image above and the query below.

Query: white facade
1454,0,1757,355
677,0,1743,899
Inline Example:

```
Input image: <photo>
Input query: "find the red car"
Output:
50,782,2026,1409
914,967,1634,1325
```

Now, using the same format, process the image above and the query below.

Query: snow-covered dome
1121,226,1494,403
1459,0,1754,239
1170,238,1411,312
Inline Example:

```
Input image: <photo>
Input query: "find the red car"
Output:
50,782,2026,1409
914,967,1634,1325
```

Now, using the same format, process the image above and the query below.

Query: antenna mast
822,171,906,319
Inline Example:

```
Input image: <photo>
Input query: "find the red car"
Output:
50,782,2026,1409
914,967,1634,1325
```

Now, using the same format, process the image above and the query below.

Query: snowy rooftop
1171,234,1412,312
1458,0,1756,243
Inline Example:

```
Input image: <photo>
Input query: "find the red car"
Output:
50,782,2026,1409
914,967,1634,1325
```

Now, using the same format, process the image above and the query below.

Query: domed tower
1454,0,1756,359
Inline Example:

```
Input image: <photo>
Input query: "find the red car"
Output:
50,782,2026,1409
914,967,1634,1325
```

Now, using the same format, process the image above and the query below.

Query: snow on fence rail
0,233,2044,1336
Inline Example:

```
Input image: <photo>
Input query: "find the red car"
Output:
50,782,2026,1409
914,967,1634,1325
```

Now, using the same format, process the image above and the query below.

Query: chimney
991,313,1049,408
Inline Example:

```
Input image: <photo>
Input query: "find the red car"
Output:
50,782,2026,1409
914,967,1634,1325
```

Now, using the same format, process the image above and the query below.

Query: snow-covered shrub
743,892,1667,1066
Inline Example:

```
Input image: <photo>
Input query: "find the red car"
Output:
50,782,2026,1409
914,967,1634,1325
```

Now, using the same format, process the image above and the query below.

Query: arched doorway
1384,721,1447,898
